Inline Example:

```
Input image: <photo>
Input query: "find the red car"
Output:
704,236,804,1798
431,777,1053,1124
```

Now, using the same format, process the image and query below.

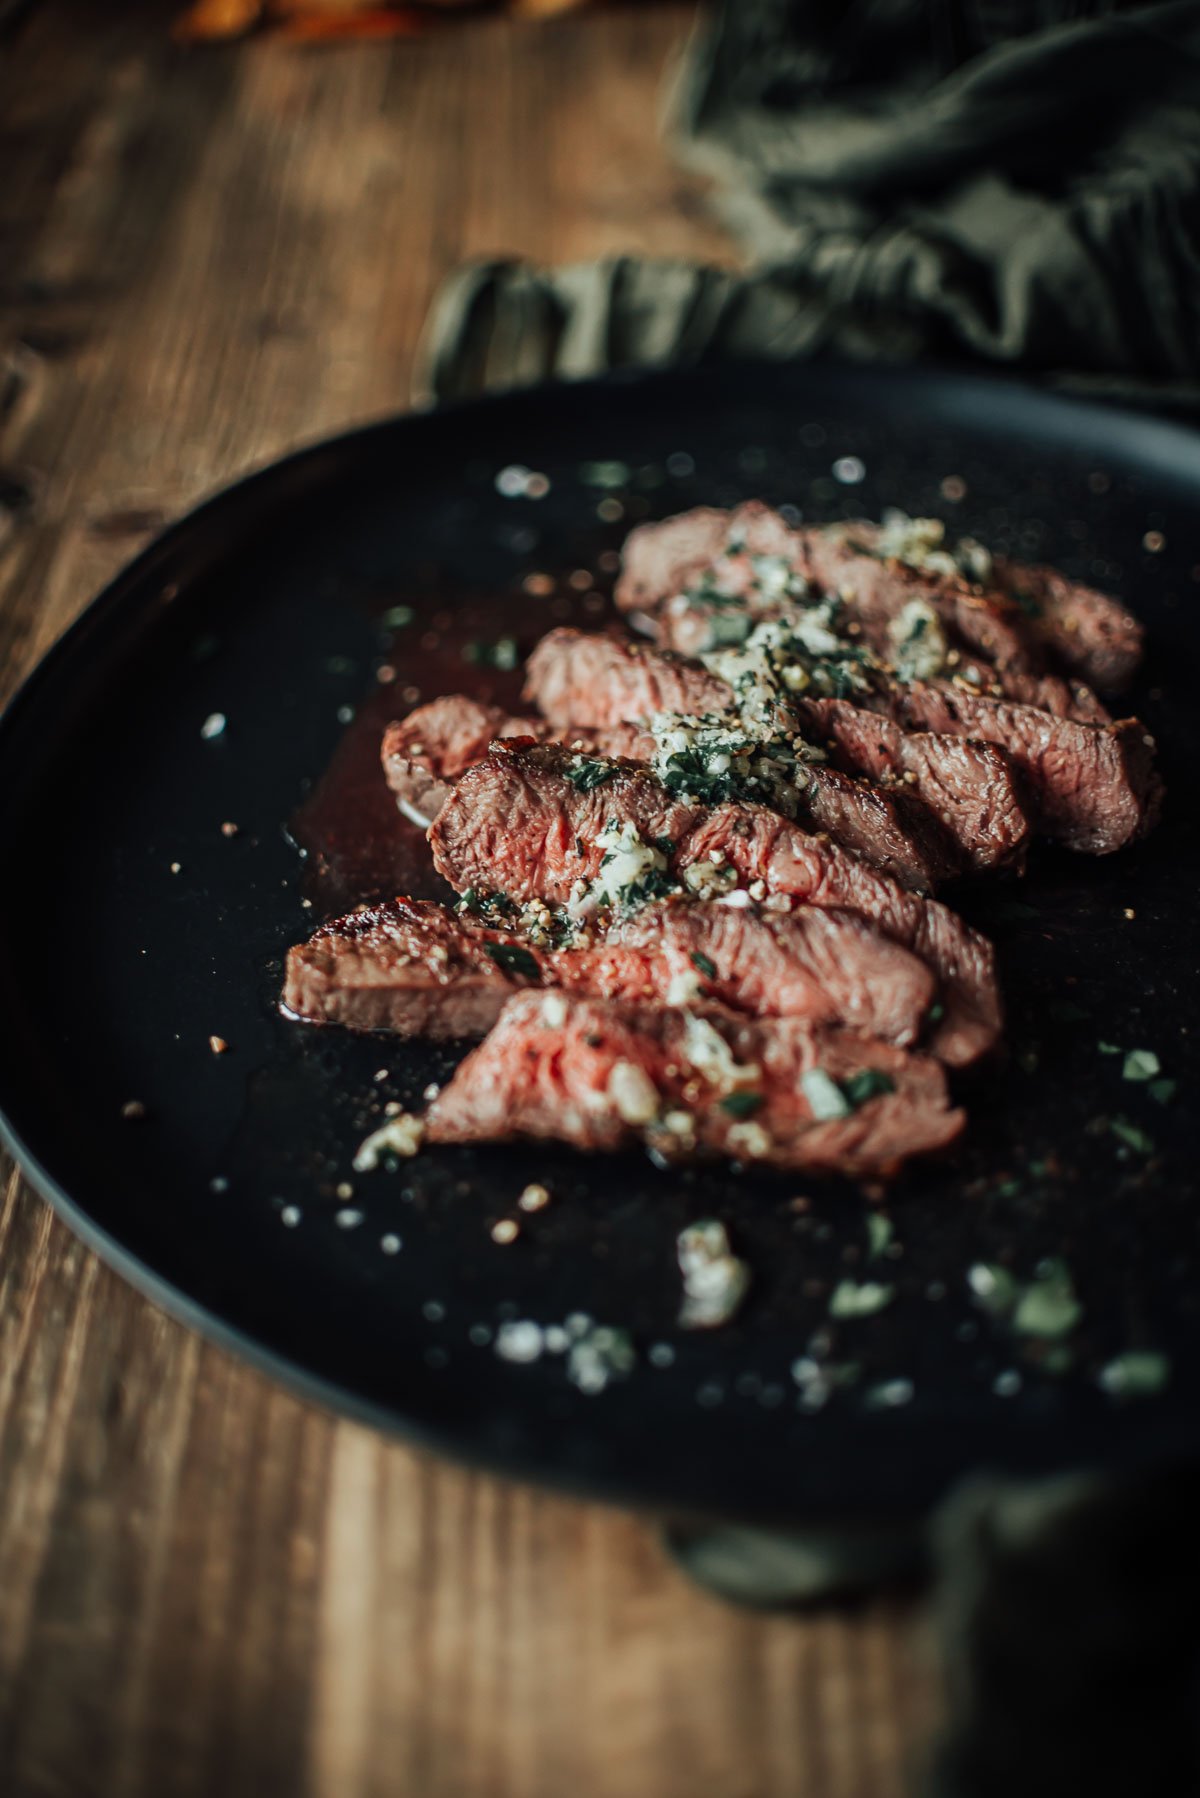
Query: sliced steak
521,627,1012,878
993,557,1143,692
283,897,526,1038
284,893,938,1046
520,629,956,889
861,682,1162,855
382,696,548,822
429,743,1001,1065
796,698,1030,874
396,698,950,892
524,627,731,728
617,502,1135,706
424,992,965,1178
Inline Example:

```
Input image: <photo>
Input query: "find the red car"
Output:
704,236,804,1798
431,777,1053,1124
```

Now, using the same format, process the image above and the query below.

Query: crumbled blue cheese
680,1014,759,1092
726,1120,772,1159
665,967,703,1006
677,1220,751,1329
873,509,993,584
567,1324,636,1393
648,707,813,816
606,1059,660,1125
888,598,949,682
800,1068,851,1121
353,1113,425,1170
572,820,672,918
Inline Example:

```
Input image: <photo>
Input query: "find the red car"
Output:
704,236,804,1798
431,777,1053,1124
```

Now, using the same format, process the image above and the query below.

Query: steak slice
520,629,956,890
521,627,1018,878
429,743,1001,1065
424,992,965,1178
282,897,526,1038
993,557,1143,693
617,503,1131,710
284,893,938,1046
795,698,1030,874
382,696,549,823
524,627,731,728
393,691,951,893
861,682,1162,855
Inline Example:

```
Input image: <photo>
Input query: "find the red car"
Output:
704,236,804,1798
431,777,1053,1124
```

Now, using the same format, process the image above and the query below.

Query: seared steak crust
424,993,965,1178
285,893,939,1046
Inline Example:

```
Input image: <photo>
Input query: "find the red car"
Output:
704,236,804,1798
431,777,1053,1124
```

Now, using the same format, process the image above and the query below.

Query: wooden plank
0,7,934,1794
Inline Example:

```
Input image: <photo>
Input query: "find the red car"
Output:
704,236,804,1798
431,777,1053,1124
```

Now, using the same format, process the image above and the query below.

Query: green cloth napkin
419,0,1200,410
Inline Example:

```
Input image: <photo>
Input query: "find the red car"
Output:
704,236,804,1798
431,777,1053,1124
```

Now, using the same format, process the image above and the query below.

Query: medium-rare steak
526,610,1153,859
429,742,1001,1065
616,501,1140,698
861,682,1162,855
795,698,1030,875
282,897,525,1038
992,557,1143,692
392,679,954,892
424,992,965,1178
382,696,549,822
284,893,938,1046
524,628,732,729
520,626,1024,875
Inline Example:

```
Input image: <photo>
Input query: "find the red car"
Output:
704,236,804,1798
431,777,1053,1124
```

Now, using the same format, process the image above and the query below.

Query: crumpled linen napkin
418,0,1200,412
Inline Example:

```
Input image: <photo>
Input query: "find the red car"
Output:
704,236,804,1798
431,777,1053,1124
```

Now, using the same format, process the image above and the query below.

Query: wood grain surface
0,6,935,1793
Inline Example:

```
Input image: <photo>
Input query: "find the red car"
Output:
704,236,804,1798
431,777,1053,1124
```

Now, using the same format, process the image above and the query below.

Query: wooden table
0,7,935,1792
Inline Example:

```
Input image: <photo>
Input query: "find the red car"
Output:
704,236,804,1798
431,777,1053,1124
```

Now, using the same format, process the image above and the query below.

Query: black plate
2,362,1198,1528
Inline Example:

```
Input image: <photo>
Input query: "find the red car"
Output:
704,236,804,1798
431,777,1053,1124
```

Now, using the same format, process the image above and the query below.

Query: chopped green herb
828,1280,895,1321
840,1069,896,1107
1049,1000,1090,1024
927,1002,945,1025
1150,1078,1178,1105
463,635,519,671
579,459,631,490
1123,1048,1161,1082
967,1262,1019,1317
801,1068,851,1122
458,888,517,921
1111,1115,1155,1155
1098,1350,1170,1400
625,869,678,907
653,835,677,858
866,1212,893,1262
719,1090,763,1120
1011,588,1043,619
1098,1041,1121,1055
1013,1260,1082,1340
564,759,615,792
382,605,415,630
677,1221,751,1330
690,951,718,980
484,942,540,981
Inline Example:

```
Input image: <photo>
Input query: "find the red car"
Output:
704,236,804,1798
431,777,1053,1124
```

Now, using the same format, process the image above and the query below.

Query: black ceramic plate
2,362,1198,1528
